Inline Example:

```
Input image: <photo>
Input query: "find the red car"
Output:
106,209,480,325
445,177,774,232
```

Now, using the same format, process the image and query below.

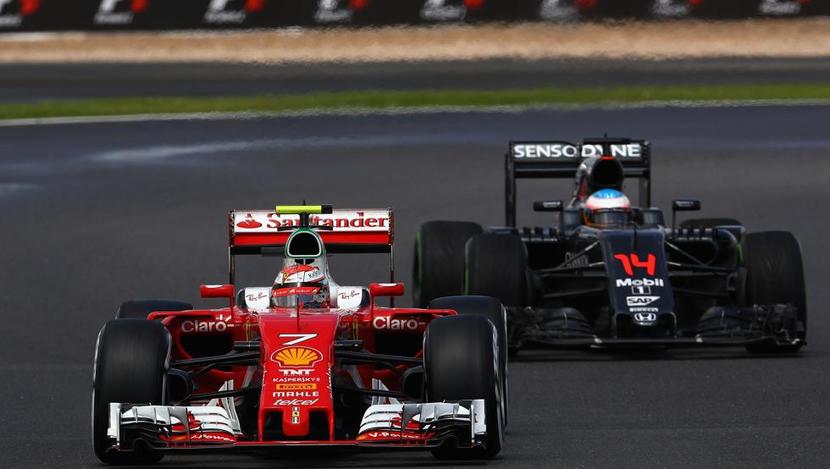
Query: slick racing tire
428,296,509,426
680,218,742,229
117,299,192,319
424,315,504,459
465,233,527,308
413,221,482,308
741,231,807,353
92,319,171,464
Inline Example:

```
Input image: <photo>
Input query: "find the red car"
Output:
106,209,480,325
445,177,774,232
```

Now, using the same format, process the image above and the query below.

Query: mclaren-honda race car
92,205,507,464
414,138,806,354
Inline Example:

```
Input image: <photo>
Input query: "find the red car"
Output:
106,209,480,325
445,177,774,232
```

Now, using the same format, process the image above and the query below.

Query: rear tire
741,231,806,353
425,315,503,459
466,233,527,307
428,296,508,427
92,319,171,464
117,299,192,319
413,221,482,308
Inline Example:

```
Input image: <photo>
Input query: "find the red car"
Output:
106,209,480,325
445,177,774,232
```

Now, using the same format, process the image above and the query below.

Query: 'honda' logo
633,312,657,324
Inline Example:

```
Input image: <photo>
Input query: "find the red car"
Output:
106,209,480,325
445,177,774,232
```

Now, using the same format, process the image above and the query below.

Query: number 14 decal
614,253,656,276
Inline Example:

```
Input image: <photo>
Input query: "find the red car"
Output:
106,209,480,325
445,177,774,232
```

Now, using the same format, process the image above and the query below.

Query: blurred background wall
1,0,828,32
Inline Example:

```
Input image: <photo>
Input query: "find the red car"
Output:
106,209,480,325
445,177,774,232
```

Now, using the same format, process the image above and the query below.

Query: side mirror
369,282,405,316
672,199,701,233
533,200,563,212
672,200,701,211
369,282,405,298
200,284,235,300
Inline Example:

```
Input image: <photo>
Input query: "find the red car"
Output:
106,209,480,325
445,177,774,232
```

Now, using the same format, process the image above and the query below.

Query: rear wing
505,138,652,226
227,208,394,283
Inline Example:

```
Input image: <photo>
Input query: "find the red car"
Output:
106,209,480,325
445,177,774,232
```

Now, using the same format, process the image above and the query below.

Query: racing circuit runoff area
1,25,830,469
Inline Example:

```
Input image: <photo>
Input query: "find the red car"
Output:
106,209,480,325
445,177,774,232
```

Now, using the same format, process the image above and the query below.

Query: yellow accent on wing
275,205,323,214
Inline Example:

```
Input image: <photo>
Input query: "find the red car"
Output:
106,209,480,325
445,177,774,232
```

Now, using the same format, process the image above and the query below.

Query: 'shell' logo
271,347,322,367
614,253,656,276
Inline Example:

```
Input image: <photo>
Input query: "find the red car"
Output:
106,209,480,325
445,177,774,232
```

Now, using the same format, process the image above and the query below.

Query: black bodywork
496,138,803,350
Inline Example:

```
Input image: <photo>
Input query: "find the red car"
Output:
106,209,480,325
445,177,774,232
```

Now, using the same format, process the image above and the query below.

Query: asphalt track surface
1,104,828,468
3,57,830,103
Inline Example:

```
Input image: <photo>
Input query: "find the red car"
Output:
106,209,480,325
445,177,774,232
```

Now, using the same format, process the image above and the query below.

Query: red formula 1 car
92,205,507,464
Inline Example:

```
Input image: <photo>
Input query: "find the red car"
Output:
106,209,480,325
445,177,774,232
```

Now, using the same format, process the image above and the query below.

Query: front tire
428,296,508,426
92,319,171,464
741,231,806,353
424,315,504,459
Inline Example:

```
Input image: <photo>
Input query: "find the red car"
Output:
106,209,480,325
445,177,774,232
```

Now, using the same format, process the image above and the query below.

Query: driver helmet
583,189,632,229
272,257,330,308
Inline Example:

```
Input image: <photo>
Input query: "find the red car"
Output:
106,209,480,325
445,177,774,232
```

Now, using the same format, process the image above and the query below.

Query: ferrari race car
413,138,807,354
92,205,507,464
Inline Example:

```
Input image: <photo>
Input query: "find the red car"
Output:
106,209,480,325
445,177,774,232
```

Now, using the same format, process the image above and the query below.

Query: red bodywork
148,302,453,446
138,208,457,447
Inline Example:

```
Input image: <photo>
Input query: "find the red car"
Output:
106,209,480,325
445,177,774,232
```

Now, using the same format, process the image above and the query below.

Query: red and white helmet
272,257,330,308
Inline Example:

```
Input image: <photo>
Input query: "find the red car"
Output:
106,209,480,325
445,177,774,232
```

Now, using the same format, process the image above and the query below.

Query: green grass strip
3,84,830,120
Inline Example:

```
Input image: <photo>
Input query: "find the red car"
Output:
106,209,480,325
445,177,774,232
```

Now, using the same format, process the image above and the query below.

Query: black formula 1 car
413,138,807,354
